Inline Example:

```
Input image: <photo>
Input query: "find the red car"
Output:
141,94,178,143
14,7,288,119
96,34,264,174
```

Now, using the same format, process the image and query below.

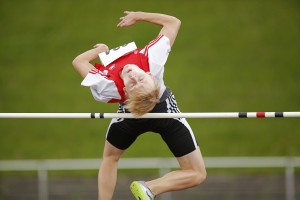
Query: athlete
72,11,207,200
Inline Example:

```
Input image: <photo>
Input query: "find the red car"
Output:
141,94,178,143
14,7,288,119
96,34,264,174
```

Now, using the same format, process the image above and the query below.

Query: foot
130,181,155,200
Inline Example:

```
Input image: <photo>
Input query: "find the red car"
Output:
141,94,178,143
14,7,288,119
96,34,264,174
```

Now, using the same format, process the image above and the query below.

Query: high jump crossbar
0,112,300,119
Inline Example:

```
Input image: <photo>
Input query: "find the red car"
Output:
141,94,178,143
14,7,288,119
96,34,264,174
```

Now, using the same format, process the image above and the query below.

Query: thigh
176,147,206,172
106,118,141,150
106,116,154,151
152,92,199,157
103,140,125,159
158,118,198,157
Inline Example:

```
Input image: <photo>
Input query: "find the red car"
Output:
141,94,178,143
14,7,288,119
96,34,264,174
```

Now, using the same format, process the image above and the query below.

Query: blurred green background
0,0,299,160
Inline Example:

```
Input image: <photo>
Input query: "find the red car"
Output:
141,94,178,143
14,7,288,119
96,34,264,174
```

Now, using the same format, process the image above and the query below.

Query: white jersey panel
149,62,166,97
81,72,121,102
147,35,171,66
141,35,171,97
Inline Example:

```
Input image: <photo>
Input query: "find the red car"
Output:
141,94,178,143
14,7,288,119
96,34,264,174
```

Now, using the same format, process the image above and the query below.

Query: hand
117,11,140,28
93,44,109,52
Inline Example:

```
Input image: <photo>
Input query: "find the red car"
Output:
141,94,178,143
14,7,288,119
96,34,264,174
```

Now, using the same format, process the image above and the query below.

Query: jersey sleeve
143,35,171,66
81,69,121,103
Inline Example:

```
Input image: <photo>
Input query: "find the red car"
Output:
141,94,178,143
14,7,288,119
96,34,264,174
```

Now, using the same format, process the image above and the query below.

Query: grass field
0,0,299,160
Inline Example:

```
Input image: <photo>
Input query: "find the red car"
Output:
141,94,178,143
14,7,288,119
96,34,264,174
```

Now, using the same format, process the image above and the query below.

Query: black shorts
106,90,198,157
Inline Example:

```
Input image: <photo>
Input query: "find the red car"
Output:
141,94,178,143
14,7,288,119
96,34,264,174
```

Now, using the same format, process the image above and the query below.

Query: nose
127,74,137,85
129,73,136,79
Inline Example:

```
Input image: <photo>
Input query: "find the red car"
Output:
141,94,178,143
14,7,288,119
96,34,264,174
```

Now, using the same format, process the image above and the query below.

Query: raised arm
117,11,181,47
72,44,109,78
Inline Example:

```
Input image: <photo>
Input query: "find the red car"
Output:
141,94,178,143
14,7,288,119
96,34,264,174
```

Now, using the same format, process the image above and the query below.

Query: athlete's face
121,64,155,93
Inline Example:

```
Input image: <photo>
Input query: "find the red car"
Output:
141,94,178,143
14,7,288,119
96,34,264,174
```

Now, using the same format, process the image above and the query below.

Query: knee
103,154,121,163
191,169,207,186
102,142,124,163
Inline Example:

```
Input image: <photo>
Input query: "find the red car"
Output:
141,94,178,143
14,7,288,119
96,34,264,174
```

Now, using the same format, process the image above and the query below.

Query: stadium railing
0,156,299,200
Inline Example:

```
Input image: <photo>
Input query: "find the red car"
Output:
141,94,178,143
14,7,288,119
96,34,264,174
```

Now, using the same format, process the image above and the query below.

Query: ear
123,87,130,99
123,87,128,95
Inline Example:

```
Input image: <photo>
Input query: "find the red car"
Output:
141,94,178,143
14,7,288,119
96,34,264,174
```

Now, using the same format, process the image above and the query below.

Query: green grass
0,0,299,160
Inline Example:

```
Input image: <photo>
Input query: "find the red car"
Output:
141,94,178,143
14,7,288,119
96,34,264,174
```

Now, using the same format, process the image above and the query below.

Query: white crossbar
0,112,300,119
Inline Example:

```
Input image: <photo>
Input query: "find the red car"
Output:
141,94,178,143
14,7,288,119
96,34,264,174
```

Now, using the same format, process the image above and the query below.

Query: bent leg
146,147,206,195
98,141,125,200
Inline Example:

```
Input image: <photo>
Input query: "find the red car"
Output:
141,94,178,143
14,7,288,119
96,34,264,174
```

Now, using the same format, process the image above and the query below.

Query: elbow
175,17,181,26
71,56,93,78
172,16,181,30
72,56,86,76
72,56,81,71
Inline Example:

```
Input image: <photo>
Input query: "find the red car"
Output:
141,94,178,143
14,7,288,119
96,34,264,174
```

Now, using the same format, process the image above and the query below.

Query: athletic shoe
130,181,155,200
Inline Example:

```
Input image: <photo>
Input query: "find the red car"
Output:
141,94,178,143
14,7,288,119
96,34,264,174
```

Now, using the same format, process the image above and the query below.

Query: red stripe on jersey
89,69,98,74
89,63,106,74
144,34,164,57
94,63,106,71
145,34,163,56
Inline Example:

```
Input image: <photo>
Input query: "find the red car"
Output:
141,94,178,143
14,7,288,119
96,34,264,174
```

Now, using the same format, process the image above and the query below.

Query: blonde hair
124,77,160,117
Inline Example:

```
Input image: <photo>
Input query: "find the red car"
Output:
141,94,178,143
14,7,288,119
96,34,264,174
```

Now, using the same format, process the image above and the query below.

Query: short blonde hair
124,77,160,117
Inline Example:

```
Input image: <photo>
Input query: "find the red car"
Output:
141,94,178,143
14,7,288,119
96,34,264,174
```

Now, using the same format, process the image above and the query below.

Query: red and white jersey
81,35,171,103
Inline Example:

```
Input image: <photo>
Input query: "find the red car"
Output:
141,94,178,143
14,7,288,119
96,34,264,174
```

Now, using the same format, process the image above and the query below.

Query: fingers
124,11,131,14
117,20,125,28
117,16,127,28
117,18,127,28
94,44,103,48
117,11,134,28
93,44,109,51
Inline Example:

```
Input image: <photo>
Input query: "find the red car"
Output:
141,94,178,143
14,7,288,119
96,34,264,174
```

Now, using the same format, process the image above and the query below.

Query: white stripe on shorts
165,94,198,148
